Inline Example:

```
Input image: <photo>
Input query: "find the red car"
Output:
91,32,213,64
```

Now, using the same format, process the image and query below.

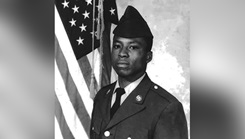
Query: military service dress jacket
90,74,188,139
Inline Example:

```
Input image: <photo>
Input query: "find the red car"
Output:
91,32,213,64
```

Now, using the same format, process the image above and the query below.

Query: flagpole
90,0,97,99
98,0,105,91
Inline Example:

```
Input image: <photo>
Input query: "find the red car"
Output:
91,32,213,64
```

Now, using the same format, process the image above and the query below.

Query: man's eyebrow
129,40,143,45
113,40,122,43
112,39,143,45
129,41,140,44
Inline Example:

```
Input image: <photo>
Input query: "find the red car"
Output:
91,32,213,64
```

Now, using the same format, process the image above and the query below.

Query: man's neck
118,73,146,88
118,78,131,88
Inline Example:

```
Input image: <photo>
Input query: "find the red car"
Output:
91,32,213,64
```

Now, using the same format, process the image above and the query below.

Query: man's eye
112,44,120,49
129,46,138,50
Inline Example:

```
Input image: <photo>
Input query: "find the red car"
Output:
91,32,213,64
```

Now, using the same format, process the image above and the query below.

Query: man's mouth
116,61,129,68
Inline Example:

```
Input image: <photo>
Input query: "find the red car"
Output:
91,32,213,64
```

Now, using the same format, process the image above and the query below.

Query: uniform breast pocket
91,118,102,138
130,128,149,139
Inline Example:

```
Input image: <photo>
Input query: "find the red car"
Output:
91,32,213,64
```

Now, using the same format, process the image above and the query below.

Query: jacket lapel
106,74,152,129
99,82,116,126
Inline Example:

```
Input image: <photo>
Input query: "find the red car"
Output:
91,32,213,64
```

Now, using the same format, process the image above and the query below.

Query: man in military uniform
90,5,188,139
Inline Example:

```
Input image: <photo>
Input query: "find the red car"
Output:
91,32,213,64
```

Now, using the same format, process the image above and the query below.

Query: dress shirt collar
114,73,146,96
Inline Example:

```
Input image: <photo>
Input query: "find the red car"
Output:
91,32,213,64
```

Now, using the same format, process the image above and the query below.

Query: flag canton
55,0,118,59
56,0,99,59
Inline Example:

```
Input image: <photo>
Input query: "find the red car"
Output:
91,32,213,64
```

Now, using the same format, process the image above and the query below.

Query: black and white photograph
55,0,189,138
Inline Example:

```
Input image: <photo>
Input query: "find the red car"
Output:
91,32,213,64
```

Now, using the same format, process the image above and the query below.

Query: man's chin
115,70,130,77
116,72,130,77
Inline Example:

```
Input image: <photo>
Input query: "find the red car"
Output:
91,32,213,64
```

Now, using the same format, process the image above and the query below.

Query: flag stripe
77,55,98,91
55,62,89,139
55,116,65,139
55,38,91,135
83,49,101,89
55,7,93,116
100,22,112,87
55,94,74,139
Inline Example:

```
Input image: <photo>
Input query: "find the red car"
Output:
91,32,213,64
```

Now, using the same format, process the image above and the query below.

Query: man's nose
118,47,129,58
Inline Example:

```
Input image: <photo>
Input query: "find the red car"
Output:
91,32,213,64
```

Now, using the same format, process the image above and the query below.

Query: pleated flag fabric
55,0,118,138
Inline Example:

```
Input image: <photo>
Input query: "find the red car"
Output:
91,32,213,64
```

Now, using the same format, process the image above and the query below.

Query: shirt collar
114,73,146,96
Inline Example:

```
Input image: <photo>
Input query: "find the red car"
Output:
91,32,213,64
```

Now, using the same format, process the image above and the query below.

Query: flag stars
72,5,79,13
85,0,92,5
62,0,69,8
82,10,90,19
109,7,116,15
79,24,87,32
69,18,76,27
77,37,84,45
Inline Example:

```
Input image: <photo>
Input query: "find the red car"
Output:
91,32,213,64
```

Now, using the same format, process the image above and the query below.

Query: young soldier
90,5,188,139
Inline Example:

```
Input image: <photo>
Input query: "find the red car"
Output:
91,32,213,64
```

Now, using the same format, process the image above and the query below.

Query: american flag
54,0,118,139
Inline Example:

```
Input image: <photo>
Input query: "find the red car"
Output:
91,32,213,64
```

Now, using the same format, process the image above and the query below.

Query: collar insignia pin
136,95,142,102
106,89,111,94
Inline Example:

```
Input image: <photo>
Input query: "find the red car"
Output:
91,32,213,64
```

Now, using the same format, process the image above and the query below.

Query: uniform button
92,127,94,130
154,85,158,89
127,137,131,139
104,131,110,137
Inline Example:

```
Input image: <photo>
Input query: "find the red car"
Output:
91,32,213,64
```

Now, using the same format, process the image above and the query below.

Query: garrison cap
113,5,153,38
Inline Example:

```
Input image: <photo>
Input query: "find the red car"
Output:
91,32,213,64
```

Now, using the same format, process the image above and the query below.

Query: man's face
111,36,152,81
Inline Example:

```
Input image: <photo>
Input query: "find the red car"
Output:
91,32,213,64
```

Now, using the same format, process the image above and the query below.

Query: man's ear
146,51,152,63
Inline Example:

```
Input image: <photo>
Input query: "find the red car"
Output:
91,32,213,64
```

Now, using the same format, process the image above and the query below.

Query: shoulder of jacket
149,83,179,103
94,82,116,99
100,82,115,92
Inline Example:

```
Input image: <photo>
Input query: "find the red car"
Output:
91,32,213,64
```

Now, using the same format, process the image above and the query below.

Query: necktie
110,88,125,118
